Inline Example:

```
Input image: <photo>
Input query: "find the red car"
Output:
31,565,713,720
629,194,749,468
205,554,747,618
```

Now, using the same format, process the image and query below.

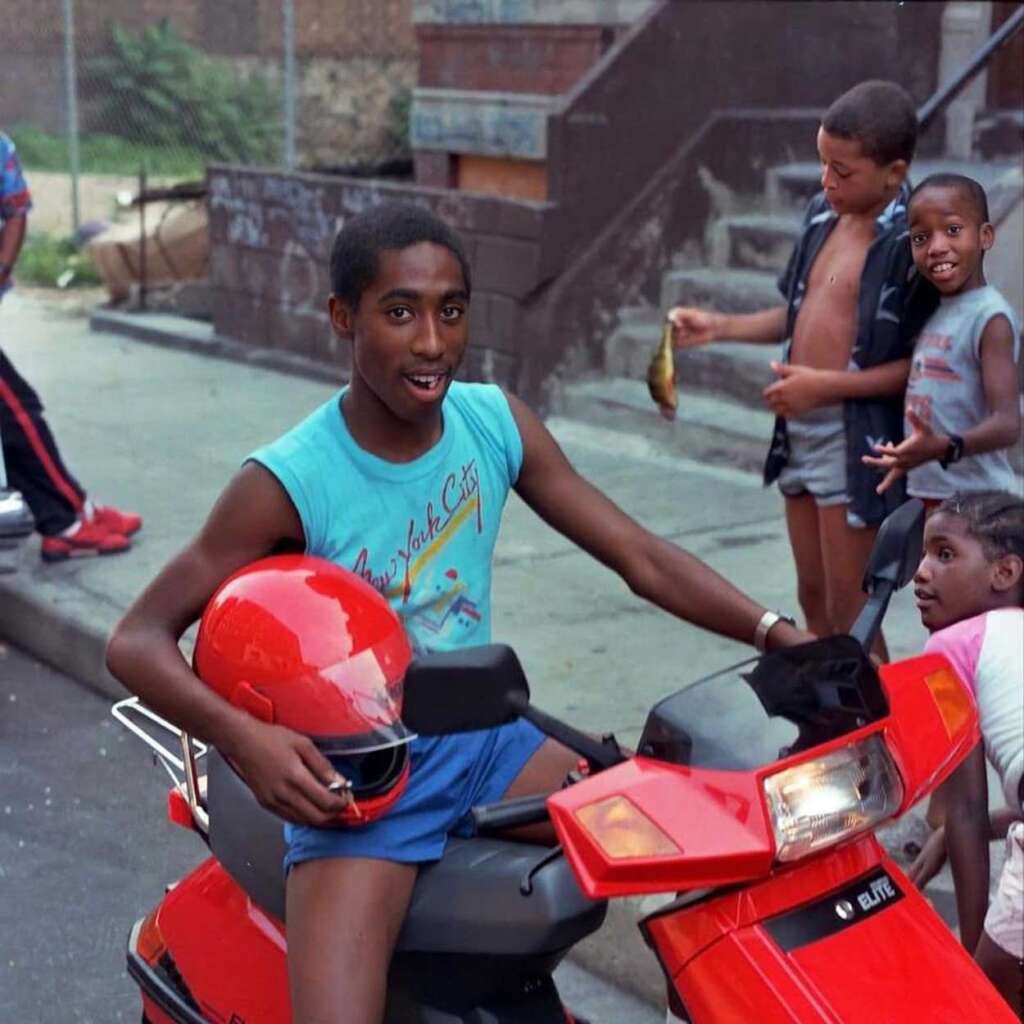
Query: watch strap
940,433,964,470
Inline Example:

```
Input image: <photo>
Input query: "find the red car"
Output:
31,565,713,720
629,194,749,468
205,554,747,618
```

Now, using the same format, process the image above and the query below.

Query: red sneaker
40,519,131,562
91,504,143,536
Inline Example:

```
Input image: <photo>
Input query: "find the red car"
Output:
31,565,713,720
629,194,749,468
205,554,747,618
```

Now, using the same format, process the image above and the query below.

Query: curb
0,564,125,703
89,308,347,388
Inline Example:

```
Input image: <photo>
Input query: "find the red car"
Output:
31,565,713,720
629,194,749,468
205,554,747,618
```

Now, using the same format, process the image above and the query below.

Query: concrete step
707,212,800,273
659,266,782,314
975,109,1024,160
605,312,781,409
764,161,821,211
552,376,774,476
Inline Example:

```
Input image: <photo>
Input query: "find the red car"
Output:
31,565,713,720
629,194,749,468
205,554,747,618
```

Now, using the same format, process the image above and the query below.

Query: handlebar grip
471,793,550,834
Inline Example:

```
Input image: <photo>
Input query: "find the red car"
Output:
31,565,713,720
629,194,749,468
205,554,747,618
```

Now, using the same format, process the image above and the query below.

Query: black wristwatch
940,434,965,470
0,260,10,278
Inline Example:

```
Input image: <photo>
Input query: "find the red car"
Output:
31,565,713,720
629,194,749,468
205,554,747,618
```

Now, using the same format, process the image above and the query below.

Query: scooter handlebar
471,793,550,834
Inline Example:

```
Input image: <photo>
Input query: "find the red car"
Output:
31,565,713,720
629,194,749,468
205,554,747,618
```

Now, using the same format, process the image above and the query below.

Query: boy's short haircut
822,80,918,165
330,202,472,308
908,173,990,224
938,490,1024,564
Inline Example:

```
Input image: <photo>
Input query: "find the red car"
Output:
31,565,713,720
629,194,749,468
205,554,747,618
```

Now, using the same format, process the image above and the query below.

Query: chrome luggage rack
111,696,209,832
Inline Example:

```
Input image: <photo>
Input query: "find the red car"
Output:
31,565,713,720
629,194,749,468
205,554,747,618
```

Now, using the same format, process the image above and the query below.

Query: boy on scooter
107,203,809,1024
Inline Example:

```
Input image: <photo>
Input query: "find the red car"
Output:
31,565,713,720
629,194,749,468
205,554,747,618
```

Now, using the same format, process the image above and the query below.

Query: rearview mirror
401,644,530,736
862,498,925,593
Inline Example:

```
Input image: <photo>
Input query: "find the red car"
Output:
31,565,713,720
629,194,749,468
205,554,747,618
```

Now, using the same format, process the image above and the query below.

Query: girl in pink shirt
910,490,1023,1015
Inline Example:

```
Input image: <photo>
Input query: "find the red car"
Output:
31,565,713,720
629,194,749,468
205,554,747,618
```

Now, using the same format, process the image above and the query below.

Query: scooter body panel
131,855,580,1023
547,755,776,898
133,856,291,1022
644,840,1015,1022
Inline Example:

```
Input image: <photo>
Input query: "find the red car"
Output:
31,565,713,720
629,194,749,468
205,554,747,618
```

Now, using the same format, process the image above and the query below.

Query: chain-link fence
3,0,417,236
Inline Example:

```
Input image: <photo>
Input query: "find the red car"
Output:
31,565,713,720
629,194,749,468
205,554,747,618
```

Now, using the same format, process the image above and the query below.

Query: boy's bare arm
941,742,991,955
764,358,910,419
668,305,787,348
106,462,351,825
969,315,1021,454
506,393,809,651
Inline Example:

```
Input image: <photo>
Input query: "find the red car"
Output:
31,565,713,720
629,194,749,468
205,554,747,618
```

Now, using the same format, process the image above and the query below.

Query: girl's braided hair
937,491,1024,563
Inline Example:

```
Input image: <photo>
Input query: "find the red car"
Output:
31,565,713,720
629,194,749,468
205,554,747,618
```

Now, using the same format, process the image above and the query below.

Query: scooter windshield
638,636,889,771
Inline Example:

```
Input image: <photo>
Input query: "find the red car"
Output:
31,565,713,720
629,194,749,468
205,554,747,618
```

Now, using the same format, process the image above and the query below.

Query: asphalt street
0,643,197,1023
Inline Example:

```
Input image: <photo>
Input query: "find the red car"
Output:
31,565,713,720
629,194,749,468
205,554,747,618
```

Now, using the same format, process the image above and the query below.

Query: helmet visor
308,645,415,754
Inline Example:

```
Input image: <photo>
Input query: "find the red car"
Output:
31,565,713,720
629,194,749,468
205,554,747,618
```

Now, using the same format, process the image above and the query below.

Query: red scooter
115,498,1015,1022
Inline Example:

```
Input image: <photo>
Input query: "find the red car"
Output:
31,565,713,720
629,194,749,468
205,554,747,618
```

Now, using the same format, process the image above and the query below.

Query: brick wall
1,0,415,157
3,0,414,59
417,26,610,94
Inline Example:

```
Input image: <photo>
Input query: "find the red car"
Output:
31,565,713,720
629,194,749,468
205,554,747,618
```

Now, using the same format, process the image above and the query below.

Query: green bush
385,88,413,159
16,233,102,289
9,124,204,178
87,20,281,166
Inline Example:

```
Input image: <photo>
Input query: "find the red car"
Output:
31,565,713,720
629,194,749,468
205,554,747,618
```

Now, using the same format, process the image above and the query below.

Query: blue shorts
284,718,547,870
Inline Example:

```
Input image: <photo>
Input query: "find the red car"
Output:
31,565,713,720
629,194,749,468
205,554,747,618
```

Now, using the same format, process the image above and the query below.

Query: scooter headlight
763,734,903,862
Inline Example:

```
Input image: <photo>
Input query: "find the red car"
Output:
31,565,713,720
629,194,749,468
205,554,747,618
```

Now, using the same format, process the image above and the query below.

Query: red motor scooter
115,498,1015,1022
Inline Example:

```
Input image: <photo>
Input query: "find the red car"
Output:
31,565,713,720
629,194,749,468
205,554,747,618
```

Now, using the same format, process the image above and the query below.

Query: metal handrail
918,5,1024,133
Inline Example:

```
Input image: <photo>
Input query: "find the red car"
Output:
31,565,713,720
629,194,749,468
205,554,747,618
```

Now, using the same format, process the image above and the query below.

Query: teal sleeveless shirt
249,382,523,654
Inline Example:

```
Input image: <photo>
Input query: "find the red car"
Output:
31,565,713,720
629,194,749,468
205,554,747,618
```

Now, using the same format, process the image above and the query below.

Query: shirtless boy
669,80,935,654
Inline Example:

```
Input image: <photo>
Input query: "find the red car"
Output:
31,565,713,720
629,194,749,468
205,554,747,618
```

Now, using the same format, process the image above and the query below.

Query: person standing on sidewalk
667,80,937,660
0,130,141,561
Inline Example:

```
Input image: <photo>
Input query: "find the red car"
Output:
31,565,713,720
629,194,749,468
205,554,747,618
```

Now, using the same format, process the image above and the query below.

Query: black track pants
0,347,84,535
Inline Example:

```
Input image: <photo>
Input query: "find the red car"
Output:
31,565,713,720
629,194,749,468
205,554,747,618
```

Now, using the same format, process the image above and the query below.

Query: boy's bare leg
975,932,1024,1019
498,738,581,845
818,504,888,661
783,494,830,636
287,856,417,1024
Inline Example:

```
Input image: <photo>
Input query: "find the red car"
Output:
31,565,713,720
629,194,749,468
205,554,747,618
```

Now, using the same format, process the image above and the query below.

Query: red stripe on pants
0,376,83,513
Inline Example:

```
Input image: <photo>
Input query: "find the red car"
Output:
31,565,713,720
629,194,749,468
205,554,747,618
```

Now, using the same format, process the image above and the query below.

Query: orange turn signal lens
575,795,681,860
135,910,167,966
924,666,974,740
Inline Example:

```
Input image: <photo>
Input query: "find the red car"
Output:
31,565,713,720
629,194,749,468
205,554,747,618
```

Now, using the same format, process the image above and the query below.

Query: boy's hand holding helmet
194,555,416,827
219,713,356,826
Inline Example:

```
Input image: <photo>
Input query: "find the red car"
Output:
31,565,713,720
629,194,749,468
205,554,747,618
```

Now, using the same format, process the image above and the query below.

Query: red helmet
193,555,413,825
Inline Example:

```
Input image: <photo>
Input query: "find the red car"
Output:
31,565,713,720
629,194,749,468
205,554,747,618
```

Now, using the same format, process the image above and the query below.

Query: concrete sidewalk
0,292,954,1009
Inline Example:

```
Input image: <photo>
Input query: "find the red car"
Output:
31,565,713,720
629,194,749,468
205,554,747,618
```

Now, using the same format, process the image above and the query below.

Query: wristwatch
0,260,10,277
940,433,965,470
754,610,797,653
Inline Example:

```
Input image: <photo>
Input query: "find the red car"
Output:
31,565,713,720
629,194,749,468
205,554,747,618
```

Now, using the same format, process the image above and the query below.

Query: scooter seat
206,748,606,955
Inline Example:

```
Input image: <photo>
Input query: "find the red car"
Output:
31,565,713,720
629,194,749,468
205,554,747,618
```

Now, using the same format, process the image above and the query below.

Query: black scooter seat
205,749,606,955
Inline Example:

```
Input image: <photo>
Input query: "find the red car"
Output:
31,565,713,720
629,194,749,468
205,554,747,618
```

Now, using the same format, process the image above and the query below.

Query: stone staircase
555,152,1024,476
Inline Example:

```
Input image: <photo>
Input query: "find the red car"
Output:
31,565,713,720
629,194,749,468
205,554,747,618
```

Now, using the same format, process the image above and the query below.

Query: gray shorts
777,405,848,508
